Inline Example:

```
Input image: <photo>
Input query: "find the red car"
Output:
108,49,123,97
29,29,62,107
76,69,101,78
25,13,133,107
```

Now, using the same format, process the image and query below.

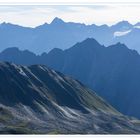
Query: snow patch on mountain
134,26,140,29
114,30,131,37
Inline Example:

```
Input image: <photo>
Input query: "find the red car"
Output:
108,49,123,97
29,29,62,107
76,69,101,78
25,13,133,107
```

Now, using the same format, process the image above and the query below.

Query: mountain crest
109,42,128,49
74,38,103,50
113,20,132,27
51,17,65,25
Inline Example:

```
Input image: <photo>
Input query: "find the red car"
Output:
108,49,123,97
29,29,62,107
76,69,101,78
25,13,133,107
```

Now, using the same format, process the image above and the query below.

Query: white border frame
0,0,140,139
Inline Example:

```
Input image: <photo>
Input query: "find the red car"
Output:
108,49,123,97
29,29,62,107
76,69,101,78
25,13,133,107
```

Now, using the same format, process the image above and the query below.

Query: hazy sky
1,4,140,27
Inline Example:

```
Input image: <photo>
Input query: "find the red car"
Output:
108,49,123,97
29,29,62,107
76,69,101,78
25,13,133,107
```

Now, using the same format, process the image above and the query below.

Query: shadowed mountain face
1,38,140,119
1,61,140,134
1,18,140,54
43,39,140,119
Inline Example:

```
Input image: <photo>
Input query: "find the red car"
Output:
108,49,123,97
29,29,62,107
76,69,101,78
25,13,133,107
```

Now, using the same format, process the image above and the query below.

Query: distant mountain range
1,61,140,134
1,18,140,54
1,38,140,120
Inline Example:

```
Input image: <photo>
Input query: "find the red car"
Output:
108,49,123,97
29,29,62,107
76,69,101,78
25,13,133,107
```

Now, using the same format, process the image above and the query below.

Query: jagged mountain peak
113,20,132,27
0,22,32,29
83,38,102,45
134,22,140,26
69,38,103,51
47,48,63,55
108,42,128,49
111,20,133,32
51,17,65,25
1,47,35,55
2,47,20,52
107,42,140,56
0,22,13,26
35,22,49,29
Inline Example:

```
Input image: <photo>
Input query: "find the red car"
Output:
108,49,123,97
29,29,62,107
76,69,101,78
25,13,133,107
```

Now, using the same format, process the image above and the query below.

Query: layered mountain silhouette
1,61,140,134
44,39,140,119
1,18,140,54
1,38,140,120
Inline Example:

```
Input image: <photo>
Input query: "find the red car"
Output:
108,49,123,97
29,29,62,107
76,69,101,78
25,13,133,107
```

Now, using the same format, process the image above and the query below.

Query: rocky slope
0,62,140,134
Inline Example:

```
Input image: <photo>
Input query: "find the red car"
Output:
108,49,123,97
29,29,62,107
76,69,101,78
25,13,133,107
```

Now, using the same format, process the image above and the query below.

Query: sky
0,4,140,27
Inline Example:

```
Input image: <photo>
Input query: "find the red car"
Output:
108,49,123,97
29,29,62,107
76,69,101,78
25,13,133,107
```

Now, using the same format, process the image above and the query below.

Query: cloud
0,4,140,27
